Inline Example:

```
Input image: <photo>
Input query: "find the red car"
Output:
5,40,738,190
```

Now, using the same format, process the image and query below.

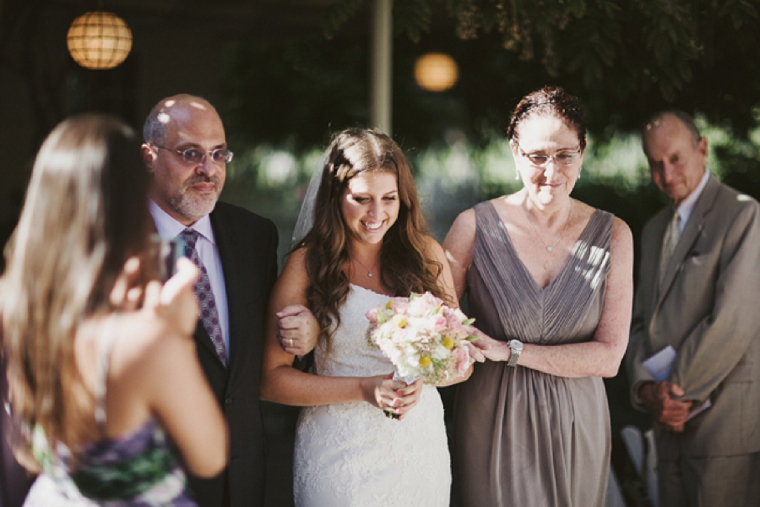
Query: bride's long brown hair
300,129,447,349
1,115,153,456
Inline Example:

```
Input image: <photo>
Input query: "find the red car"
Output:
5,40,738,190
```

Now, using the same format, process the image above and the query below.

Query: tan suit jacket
626,173,760,459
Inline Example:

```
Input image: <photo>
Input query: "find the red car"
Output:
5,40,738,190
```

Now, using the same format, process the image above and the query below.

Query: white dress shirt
149,200,230,355
675,169,711,233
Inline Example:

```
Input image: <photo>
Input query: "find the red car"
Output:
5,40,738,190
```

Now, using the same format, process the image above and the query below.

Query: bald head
142,94,228,225
642,110,701,157
641,111,707,206
143,94,221,146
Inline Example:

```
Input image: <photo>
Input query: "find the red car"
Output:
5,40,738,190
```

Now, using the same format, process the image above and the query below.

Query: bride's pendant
352,255,375,278
546,246,553,252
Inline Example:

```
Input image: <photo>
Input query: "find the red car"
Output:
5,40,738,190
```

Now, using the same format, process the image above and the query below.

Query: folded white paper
642,345,677,382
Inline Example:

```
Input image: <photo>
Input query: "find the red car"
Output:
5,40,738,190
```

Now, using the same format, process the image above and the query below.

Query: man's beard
170,174,223,222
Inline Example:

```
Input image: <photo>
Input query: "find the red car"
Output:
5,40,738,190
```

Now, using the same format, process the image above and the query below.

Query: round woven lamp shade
67,12,132,70
414,53,459,92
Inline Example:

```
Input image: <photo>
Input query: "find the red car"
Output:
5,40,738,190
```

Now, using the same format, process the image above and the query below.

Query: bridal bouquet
365,292,478,386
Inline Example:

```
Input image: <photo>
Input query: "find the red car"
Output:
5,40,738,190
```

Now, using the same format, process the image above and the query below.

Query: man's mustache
185,174,221,188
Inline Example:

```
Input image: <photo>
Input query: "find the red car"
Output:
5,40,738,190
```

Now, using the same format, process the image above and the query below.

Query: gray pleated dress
452,201,613,507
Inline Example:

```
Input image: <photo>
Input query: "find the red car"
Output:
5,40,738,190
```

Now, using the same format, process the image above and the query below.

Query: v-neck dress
451,201,614,507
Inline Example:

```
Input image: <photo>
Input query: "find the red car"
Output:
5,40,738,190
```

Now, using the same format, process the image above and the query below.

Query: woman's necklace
522,200,573,253
352,256,377,277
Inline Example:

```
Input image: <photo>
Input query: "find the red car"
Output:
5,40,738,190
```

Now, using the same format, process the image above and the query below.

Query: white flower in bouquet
365,292,478,385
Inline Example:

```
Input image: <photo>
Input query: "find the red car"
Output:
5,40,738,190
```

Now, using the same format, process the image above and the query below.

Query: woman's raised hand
361,374,423,420
109,256,145,311
109,256,200,337
276,304,319,356
143,257,200,336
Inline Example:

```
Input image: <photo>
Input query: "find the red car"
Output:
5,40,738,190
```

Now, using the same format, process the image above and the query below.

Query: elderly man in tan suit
626,110,760,507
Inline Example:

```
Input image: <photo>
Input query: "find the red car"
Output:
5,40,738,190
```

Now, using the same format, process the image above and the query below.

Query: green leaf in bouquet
466,335,479,341
385,410,400,420
463,318,476,326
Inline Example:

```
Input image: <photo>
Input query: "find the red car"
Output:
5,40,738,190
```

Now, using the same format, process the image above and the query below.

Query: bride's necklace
522,200,573,253
351,256,377,278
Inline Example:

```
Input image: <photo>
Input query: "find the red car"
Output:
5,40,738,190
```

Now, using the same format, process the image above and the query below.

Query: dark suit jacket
626,174,760,459
184,201,278,507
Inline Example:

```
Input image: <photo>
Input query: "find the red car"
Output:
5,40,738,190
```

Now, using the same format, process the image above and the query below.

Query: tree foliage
220,37,369,152
325,0,434,42
324,0,760,137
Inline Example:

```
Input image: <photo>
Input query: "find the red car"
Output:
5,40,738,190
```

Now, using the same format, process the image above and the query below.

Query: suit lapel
209,208,264,391
209,210,238,371
657,174,719,304
193,320,219,361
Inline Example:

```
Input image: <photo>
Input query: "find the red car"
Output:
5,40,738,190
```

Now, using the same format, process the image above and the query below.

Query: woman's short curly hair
506,86,587,149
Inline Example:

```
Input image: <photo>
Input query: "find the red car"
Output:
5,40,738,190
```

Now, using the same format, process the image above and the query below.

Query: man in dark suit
142,94,278,507
626,111,760,506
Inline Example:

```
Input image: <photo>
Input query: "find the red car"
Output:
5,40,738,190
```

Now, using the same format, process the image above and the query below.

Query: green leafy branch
322,0,760,103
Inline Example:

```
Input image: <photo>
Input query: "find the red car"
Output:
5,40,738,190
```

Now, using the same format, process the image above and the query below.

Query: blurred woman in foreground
1,115,227,505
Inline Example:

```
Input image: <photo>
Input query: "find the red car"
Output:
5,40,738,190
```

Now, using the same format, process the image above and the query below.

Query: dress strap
93,314,120,435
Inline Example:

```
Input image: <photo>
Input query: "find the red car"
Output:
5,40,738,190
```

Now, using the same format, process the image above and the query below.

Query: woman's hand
464,340,486,365
276,304,319,356
109,256,145,310
143,257,200,336
435,339,486,387
110,257,200,338
361,374,423,420
470,327,511,363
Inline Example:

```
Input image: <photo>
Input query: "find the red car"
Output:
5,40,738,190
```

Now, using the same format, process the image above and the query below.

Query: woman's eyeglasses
514,141,581,167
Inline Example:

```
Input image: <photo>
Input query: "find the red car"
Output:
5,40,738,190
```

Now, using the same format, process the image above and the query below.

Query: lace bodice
313,284,393,378
293,284,451,507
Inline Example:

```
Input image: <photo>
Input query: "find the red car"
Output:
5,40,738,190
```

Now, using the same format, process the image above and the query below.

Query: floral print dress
22,319,196,506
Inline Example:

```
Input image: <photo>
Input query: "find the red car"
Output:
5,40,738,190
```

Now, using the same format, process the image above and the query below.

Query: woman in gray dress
443,86,633,507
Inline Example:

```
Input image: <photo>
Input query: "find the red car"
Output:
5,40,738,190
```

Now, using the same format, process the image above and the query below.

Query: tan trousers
658,451,760,507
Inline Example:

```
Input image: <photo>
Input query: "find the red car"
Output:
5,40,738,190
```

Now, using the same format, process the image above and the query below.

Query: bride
260,128,479,507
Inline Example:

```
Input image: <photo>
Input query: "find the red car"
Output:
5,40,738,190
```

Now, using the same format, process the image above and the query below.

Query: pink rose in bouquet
365,292,478,385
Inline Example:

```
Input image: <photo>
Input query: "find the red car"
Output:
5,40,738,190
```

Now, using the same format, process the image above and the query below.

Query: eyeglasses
514,141,581,167
152,144,234,164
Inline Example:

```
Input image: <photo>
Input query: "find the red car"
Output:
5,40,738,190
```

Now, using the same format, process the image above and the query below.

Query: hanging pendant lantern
67,11,132,70
414,53,459,92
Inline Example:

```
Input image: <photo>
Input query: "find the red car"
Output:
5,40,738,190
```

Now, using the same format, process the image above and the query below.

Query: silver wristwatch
507,339,523,367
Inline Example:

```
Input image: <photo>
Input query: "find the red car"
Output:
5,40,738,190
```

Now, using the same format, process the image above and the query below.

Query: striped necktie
658,210,681,287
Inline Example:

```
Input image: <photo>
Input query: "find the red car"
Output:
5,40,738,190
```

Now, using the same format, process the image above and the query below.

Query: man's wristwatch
507,339,523,367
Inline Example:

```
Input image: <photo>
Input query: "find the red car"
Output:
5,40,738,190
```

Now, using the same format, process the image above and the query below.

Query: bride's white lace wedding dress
293,284,451,507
